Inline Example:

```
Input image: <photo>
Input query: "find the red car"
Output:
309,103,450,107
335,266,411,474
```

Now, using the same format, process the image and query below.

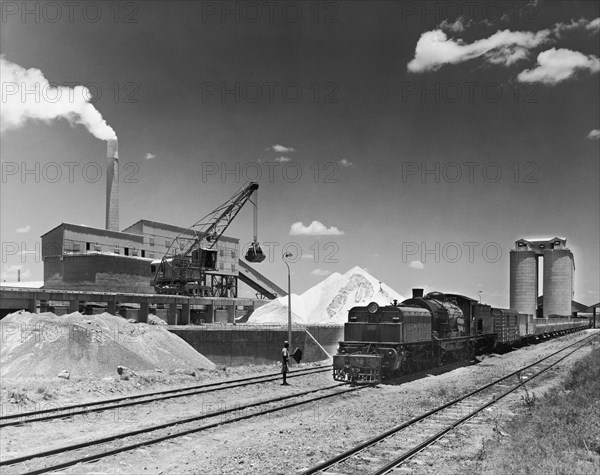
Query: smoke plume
0,56,116,140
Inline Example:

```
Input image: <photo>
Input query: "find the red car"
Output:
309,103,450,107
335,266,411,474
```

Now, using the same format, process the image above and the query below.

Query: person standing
281,341,290,385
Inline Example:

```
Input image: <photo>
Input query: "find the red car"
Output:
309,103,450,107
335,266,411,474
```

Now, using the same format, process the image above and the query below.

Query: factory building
509,237,575,318
41,221,240,295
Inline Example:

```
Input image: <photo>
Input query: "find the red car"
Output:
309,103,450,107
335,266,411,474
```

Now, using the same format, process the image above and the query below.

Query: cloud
15,225,31,233
268,144,296,153
407,28,551,72
587,18,600,33
274,156,291,162
439,17,469,33
311,269,331,276
587,129,600,140
301,254,314,259
2,264,31,280
409,260,425,269
0,56,116,140
554,17,600,36
145,152,156,160
338,158,353,167
517,48,600,84
289,221,345,236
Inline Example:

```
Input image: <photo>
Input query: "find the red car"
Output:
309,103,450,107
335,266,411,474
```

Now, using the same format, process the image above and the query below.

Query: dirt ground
1,329,598,474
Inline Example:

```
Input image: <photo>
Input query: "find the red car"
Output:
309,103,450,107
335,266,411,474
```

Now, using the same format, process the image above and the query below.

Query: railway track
1,378,370,474
302,332,598,475
0,364,332,428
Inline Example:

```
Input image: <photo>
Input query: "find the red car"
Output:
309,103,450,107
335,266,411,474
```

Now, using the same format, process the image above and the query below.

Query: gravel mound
1,311,216,378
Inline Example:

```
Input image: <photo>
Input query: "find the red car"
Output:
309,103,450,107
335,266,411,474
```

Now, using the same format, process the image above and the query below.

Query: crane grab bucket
245,242,266,263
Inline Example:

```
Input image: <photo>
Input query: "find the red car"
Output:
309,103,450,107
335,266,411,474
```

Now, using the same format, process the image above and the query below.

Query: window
148,252,155,259
150,265,156,273
114,245,120,254
180,242,185,251
94,243,101,251
132,249,138,257
231,250,236,258
220,249,224,256
149,237,155,246
165,240,171,248
231,263,236,272
124,247,130,256
73,243,81,253
141,250,146,258
86,242,91,251
220,262,224,270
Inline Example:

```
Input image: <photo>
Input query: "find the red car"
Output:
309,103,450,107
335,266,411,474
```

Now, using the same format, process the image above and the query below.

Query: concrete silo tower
509,238,574,318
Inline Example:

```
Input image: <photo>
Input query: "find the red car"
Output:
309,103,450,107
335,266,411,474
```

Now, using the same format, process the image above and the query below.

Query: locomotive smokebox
412,288,424,298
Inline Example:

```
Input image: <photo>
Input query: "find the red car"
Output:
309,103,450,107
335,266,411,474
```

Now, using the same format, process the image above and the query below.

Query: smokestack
412,288,424,298
106,139,119,231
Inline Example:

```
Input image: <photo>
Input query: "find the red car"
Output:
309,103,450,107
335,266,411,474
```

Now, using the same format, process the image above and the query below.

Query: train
333,289,591,383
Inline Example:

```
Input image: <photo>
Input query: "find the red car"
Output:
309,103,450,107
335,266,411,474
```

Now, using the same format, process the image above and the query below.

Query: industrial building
41,220,241,296
509,237,575,318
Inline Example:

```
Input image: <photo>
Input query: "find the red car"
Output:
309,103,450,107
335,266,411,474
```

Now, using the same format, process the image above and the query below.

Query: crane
152,182,265,295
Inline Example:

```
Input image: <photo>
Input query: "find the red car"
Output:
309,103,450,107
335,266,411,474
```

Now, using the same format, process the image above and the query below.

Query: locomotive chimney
105,139,119,231
412,288,424,298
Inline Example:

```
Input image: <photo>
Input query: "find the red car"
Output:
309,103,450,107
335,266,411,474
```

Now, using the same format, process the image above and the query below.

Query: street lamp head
283,252,293,259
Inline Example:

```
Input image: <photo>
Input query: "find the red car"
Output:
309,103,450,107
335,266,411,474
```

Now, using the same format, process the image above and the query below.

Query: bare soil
1,329,598,474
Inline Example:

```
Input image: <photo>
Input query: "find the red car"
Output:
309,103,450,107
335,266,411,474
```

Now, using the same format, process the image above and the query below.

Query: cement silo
543,248,574,317
510,248,538,318
509,238,574,319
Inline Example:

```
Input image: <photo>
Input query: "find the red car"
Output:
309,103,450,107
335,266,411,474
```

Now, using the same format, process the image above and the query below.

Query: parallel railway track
303,332,598,475
0,364,332,428
1,377,369,474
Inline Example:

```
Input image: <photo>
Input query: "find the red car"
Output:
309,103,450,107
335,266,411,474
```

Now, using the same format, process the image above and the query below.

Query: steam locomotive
333,290,591,383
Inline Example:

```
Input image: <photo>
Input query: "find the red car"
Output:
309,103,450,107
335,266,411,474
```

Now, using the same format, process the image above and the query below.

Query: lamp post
283,252,293,355
477,290,483,303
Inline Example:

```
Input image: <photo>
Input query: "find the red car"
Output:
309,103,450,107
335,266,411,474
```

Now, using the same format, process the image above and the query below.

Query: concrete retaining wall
168,326,334,366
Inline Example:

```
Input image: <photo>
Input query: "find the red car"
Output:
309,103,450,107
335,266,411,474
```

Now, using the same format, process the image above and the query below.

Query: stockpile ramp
237,259,287,299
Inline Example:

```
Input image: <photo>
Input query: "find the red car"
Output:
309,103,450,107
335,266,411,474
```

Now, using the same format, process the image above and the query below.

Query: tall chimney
106,139,119,231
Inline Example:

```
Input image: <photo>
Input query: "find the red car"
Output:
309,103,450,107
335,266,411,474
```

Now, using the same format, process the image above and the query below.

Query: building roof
42,221,239,244
123,219,239,243
536,295,588,313
41,223,144,241
579,302,600,313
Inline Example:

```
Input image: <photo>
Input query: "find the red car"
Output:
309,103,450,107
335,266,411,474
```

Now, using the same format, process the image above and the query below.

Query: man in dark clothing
281,341,290,385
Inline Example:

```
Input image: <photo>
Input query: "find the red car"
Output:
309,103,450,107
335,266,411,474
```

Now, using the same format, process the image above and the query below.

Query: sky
1,0,598,308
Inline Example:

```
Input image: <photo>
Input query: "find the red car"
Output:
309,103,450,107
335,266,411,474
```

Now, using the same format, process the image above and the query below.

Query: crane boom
152,182,263,295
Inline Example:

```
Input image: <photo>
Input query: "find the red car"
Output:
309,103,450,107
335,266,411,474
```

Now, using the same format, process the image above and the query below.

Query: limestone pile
249,266,404,324
0,311,215,379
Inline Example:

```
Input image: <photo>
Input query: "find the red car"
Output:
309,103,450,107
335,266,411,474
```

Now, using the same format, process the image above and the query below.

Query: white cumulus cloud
15,225,31,233
290,221,345,236
338,158,354,167
439,17,469,33
145,152,156,160
517,48,600,84
274,156,291,162
269,144,296,153
407,28,551,72
409,260,425,269
554,17,600,36
586,129,600,140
